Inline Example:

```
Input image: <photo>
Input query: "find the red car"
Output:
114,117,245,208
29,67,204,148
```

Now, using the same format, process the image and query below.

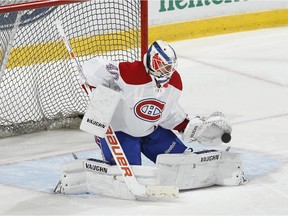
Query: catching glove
182,112,232,146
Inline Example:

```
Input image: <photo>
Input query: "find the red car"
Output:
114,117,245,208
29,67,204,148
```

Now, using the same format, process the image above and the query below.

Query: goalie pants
95,126,187,165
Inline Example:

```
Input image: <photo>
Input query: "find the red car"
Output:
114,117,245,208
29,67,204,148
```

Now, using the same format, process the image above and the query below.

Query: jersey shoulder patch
169,71,183,91
119,61,152,85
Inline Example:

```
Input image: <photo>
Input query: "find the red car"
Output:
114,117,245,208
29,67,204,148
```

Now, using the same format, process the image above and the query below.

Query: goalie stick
55,20,179,200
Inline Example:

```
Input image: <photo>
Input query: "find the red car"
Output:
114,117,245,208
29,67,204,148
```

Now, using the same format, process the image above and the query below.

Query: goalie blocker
80,85,121,138
55,150,245,200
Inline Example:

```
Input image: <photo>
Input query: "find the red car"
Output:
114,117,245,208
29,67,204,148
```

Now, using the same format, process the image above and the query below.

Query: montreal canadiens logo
134,99,165,122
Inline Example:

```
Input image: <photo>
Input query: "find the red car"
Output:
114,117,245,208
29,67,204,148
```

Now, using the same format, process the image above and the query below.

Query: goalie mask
144,40,178,87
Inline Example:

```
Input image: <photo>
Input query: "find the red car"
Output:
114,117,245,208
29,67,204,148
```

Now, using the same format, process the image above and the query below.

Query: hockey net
0,0,147,138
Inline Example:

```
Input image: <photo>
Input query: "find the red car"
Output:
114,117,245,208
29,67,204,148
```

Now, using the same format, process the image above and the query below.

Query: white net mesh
0,0,141,137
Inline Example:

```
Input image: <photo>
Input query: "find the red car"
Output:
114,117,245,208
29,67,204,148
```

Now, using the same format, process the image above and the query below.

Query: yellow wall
149,9,288,43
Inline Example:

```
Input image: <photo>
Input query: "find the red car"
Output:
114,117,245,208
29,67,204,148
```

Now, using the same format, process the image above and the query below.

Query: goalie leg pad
156,150,244,190
216,151,245,186
56,158,158,200
156,151,220,190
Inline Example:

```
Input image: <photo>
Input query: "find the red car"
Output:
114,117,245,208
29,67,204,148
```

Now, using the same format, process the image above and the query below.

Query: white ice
0,27,288,215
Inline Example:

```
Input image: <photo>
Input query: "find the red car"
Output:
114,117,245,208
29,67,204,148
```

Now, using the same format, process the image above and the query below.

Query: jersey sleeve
82,57,120,88
159,104,187,130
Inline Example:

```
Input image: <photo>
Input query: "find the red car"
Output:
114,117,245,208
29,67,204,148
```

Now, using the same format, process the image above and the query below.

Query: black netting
0,0,141,137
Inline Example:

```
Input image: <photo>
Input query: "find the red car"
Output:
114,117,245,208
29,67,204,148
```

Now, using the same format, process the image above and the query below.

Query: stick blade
136,186,179,201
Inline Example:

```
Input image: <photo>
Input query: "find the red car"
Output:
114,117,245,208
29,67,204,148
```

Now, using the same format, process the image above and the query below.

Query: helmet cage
151,53,177,79
146,41,177,81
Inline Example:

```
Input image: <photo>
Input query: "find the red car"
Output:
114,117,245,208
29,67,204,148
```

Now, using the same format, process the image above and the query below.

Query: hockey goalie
55,40,246,200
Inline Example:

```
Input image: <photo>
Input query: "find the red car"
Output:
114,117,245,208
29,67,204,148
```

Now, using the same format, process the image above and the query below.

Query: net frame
0,0,148,138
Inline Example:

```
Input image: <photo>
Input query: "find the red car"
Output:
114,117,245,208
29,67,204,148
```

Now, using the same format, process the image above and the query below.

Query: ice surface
0,27,288,215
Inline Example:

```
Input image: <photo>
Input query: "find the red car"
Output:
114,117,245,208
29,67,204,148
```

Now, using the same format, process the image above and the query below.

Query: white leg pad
156,150,244,190
57,159,158,200
216,151,244,186
56,151,244,198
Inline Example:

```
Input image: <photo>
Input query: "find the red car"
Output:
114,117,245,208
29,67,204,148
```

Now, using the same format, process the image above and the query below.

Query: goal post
0,0,148,138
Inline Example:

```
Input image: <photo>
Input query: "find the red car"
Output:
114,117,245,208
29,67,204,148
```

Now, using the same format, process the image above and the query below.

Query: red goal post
0,0,148,137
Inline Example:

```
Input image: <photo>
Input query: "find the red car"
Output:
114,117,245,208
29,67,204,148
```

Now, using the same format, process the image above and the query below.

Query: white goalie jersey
82,57,187,137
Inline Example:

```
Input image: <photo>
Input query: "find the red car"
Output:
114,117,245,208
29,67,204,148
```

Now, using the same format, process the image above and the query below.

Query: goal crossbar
0,0,90,14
